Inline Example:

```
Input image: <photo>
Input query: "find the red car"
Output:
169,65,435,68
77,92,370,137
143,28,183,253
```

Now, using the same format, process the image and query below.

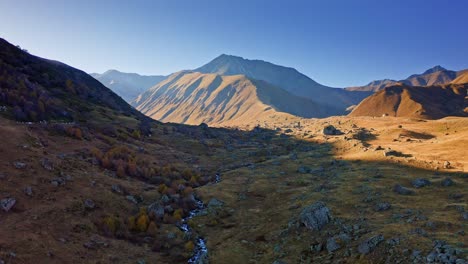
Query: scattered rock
322,125,342,136
374,202,391,212
462,212,468,221
297,166,311,174
207,198,224,208
111,184,124,194
411,178,431,188
326,237,340,253
40,158,54,171
147,202,165,219
83,199,95,210
441,178,455,187
299,201,332,231
357,234,384,255
393,184,415,195
24,186,33,196
1,197,16,212
51,177,66,187
126,195,139,204
13,161,26,169
443,161,451,169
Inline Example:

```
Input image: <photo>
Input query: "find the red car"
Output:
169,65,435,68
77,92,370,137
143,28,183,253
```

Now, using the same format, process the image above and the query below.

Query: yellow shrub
136,213,149,232
102,216,119,235
185,241,195,252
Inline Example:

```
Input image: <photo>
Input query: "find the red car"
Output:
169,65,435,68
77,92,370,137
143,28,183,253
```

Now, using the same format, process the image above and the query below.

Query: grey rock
462,212,468,221
84,199,95,209
51,177,66,187
111,184,123,194
40,158,54,171
13,161,26,169
326,237,340,253
24,186,33,196
299,201,332,231
323,125,342,136
297,166,311,174
207,198,224,208
147,202,165,219
411,178,431,188
374,202,391,212
160,195,170,204
393,184,415,195
441,178,455,187
126,195,139,204
1,197,16,212
357,234,384,254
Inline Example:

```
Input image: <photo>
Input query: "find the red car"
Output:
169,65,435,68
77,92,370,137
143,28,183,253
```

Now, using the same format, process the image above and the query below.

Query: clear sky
1,0,467,87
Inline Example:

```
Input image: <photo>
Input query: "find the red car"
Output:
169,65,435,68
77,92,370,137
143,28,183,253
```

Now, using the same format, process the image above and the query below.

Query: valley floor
0,115,466,263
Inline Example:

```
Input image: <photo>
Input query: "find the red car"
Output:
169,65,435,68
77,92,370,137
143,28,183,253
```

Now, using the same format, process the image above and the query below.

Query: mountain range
132,54,371,125
91,70,166,102
346,66,467,92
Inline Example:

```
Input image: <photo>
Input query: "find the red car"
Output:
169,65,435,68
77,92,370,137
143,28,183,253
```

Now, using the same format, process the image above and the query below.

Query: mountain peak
423,65,447,75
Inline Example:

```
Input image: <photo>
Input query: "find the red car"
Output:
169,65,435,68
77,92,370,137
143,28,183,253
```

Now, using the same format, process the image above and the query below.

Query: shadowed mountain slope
0,38,145,124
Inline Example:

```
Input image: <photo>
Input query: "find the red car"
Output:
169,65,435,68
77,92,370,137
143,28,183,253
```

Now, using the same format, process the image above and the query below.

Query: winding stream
179,173,221,264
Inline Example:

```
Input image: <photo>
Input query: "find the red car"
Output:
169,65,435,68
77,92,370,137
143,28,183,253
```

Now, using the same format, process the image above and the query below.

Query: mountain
91,70,166,102
348,84,468,119
346,66,467,92
195,54,370,109
0,38,144,123
134,71,336,126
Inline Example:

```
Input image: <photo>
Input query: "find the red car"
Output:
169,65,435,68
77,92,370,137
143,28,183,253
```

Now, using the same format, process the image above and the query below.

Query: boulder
13,161,26,169
322,125,342,136
357,234,384,254
374,202,391,212
83,199,95,210
393,184,415,195
24,186,33,197
443,161,451,169
411,178,431,188
441,178,455,187
1,198,16,212
299,202,332,231
147,202,165,219
326,237,340,253
208,198,224,208
297,166,311,174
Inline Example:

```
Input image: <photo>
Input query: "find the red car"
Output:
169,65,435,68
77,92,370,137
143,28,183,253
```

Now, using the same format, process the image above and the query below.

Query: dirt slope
349,84,467,119
134,71,335,126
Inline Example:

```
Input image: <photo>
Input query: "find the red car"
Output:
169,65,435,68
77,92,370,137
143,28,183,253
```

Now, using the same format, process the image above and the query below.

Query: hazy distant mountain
133,71,340,126
346,66,467,92
195,54,370,109
349,84,468,119
91,70,166,102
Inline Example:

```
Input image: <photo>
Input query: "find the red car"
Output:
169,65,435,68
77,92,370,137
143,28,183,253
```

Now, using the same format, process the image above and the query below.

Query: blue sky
1,0,467,87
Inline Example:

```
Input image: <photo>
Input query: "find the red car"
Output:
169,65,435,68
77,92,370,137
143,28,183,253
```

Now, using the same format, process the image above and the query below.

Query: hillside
346,66,467,92
134,71,336,126
0,38,144,124
195,54,371,110
91,70,166,102
349,84,468,119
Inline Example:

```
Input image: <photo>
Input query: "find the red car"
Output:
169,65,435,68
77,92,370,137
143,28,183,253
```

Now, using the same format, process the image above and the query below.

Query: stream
178,173,221,264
